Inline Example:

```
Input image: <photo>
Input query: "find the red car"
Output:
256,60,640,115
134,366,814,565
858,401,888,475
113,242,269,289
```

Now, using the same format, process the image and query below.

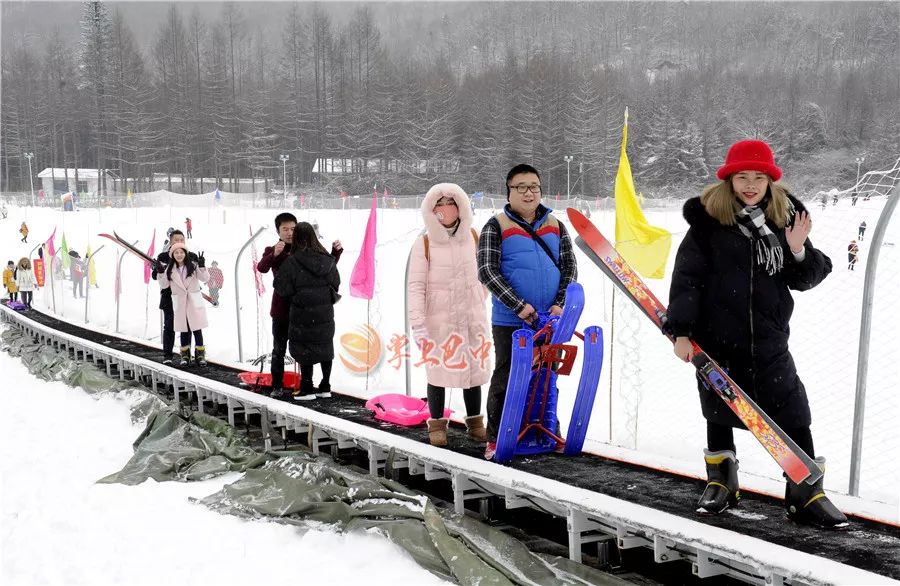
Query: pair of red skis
566,208,820,485
98,232,217,306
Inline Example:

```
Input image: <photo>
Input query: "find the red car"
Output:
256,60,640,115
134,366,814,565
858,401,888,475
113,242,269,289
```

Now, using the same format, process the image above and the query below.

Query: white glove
411,324,428,347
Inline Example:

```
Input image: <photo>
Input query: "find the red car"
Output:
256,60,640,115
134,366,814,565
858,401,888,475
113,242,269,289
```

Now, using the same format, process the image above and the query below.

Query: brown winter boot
426,418,449,447
465,415,487,442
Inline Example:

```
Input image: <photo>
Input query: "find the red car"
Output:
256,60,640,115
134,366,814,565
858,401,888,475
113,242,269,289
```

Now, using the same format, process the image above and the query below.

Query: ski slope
1,192,896,517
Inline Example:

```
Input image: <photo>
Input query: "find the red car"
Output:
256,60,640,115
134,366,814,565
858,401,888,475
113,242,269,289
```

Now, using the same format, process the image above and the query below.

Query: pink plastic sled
365,393,452,426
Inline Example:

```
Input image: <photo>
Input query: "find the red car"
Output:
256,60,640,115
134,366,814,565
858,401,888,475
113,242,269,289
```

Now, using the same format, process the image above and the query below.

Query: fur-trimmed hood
682,192,808,232
420,183,473,243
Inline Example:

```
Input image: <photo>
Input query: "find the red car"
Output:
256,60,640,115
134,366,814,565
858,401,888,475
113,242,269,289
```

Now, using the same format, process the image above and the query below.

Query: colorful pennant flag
614,108,672,279
350,188,378,299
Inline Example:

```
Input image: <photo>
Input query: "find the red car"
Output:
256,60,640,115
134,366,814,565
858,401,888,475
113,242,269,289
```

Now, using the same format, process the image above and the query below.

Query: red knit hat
716,140,782,181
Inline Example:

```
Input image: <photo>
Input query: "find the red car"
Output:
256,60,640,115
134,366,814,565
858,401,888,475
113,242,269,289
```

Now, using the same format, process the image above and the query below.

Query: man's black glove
197,251,206,268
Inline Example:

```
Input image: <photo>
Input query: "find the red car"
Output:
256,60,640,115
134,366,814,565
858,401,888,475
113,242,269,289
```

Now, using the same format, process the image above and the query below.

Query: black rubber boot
292,378,316,401
179,346,191,367
696,449,740,514
785,457,849,530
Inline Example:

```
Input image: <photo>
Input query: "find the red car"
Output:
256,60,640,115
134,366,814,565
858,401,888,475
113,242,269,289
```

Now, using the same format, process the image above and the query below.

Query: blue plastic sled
493,283,605,464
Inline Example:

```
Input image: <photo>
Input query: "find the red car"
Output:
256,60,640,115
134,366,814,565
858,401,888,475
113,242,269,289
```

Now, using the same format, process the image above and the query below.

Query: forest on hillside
2,1,897,197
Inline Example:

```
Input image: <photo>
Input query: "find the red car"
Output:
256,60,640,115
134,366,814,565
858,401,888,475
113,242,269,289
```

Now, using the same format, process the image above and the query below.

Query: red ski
566,208,821,484
99,232,217,307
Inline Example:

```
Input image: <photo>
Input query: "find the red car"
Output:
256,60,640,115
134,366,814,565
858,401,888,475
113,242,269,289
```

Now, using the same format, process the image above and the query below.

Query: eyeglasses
509,184,542,194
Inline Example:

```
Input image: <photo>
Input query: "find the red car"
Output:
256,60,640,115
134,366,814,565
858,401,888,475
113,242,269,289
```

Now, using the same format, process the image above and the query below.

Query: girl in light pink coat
158,242,209,367
408,183,491,447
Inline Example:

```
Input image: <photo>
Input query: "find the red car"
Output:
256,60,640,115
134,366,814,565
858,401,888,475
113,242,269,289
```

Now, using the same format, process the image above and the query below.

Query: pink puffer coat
407,183,491,388
158,263,209,332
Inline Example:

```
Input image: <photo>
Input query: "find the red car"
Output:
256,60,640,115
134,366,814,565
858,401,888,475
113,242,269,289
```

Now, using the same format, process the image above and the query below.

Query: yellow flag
86,244,97,287
614,109,672,279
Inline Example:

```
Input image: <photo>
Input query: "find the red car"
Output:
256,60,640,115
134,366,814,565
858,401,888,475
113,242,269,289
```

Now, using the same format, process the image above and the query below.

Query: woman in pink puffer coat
408,183,491,447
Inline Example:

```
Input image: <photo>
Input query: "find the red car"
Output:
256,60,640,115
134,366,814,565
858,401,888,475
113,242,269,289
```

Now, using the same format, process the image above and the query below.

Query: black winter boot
194,346,207,367
292,378,316,401
179,346,191,367
697,449,740,514
785,457,849,529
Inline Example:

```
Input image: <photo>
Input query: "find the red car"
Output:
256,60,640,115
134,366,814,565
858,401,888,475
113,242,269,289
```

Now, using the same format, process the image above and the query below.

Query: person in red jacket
207,260,225,303
257,213,296,398
185,217,193,239
258,213,342,399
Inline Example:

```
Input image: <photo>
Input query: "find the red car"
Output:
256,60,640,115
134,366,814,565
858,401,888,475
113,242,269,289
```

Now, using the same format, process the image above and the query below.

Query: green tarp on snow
97,408,271,485
2,324,626,585
1,327,165,422
194,455,626,586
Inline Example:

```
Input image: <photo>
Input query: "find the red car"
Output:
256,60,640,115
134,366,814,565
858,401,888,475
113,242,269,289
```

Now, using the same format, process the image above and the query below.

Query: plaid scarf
735,205,783,275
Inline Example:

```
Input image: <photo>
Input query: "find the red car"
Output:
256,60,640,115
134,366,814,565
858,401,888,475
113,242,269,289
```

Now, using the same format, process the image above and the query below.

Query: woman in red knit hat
666,139,848,529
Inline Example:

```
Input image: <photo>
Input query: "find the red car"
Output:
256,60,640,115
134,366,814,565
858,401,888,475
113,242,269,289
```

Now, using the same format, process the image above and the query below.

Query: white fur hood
419,183,473,243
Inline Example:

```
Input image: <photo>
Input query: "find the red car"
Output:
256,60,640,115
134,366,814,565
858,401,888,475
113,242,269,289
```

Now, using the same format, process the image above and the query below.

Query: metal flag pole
235,226,267,362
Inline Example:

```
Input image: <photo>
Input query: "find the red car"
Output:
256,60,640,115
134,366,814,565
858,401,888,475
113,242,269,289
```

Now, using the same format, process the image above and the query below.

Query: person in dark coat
258,213,343,400
273,222,342,401
257,213,297,399
666,139,847,529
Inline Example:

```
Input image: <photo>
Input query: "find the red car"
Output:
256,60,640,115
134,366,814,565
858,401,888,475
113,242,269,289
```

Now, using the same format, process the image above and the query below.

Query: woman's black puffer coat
273,249,341,365
666,195,831,428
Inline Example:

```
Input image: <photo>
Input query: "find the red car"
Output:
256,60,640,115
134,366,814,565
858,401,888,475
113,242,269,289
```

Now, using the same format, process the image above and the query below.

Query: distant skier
69,252,85,298
19,221,28,243
1,203,7,219
3,260,18,302
667,139,847,529
847,240,859,270
185,217,193,239
851,191,858,206
15,257,34,308
206,260,224,305
858,220,867,241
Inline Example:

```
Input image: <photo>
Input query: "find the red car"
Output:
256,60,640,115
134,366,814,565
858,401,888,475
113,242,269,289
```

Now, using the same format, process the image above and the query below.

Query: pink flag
250,225,265,296
143,229,156,284
350,190,378,299
46,226,57,257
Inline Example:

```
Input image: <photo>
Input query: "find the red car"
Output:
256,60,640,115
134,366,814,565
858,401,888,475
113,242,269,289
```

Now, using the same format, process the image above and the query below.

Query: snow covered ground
0,349,448,585
1,190,897,518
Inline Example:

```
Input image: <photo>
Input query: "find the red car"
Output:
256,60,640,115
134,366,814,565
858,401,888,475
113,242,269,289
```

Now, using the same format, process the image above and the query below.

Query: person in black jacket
667,139,847,529
151,229,197,365
273,222,341,401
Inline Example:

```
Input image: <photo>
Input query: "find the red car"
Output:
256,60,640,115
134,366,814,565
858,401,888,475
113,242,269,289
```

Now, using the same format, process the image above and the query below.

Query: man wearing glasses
477,163,578,459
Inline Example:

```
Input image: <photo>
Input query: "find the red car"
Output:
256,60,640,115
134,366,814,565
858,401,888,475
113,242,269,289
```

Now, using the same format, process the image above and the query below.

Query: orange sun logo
339,324,383,374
